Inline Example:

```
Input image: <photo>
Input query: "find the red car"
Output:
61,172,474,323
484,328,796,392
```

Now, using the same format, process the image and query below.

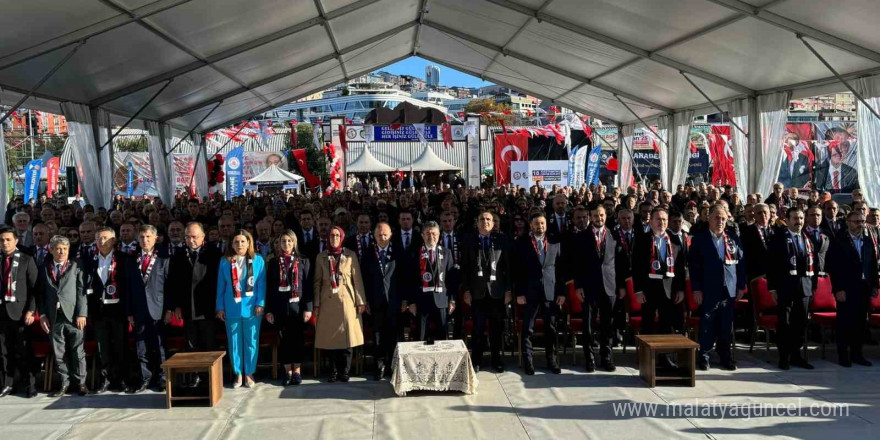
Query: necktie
380,250,387,265
189,250,198,265
141,253,151,274
361,235,367,251
404,232,409,249
833,170,840,190
795,235,804,256
305,231,311,243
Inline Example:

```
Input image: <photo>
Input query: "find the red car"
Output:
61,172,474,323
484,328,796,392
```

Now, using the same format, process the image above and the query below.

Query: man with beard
0,227,39,398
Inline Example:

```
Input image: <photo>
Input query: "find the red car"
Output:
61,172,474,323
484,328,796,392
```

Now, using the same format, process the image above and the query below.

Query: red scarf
649,234,674,279
787,232,814,276
279,254,300,302
328,255,341,294
530,234,548,259
2,253,17,303
48,260,70,285
419,246,439,292
231,256,254,303
723,233,738,265
95,252,119,304
593,227,606,259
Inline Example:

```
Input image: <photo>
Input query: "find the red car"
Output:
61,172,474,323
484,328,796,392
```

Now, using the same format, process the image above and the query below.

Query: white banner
511,160,570,190
466,119,481,187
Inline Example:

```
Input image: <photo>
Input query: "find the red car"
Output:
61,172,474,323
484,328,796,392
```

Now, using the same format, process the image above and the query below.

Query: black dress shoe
155,381,167,392
338,373,350,383
839,357,852,367
548,364,562,374
127,381,149,394
790,358,814,370
77,384,89,396
493,364,504,373
374,365,386,381
524,363,535,375
327,372,338,383
0,386,12,397
50,383,69,398
473,365,481,373
291,372,302,385
585,360,596,373
283,373,293,386
26,388,38,398
720,361,737,371
600,359,616,372
95,381,110,394
852,357,873,367
778,359,791,370
697,359,709,371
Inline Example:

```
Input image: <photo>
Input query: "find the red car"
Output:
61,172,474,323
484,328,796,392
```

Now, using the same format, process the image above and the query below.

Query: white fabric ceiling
2,0,879,133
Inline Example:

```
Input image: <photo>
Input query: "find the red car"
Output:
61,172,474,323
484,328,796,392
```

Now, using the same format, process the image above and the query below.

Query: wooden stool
636,335,699,387
161,351,226,409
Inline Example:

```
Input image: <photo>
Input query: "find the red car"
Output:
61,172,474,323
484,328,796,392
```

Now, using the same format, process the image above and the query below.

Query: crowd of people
0,177,878,399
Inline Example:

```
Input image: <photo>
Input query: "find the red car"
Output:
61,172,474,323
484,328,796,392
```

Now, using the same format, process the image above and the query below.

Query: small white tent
347,146,395,173
246,165,304,185
409,145,460,172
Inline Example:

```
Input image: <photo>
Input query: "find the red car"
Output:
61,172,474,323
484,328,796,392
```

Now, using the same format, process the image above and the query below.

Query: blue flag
126,162,134,197
225,146,245,200
585,145,603,186
23,159,42,204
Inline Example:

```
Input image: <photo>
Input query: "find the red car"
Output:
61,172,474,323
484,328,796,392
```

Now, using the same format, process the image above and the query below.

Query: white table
391,340,478,396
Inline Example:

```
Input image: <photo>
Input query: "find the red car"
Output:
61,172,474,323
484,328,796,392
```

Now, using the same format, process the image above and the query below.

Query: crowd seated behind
0,178,877,399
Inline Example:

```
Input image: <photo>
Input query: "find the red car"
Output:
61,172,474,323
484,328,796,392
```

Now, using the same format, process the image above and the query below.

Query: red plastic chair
622,278,657,353
566,283,584,364
809,277,836,359
749,277,779,360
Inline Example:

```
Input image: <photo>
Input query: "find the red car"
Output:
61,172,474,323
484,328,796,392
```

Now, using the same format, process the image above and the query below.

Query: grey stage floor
0,343,878,440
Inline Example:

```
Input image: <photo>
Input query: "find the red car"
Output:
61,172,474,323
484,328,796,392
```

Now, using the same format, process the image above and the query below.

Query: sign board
283,184,299,190
344,125,467,142
510,160,570,190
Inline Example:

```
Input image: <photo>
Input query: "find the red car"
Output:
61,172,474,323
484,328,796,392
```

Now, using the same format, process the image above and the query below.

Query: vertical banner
23,159,42,204
126,162,134,197
585,145,602,186
225,146,244,200
466,118,480,187
567,146,579,186
45,156,60,198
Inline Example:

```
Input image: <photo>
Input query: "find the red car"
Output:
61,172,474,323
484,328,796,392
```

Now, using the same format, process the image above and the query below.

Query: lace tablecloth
391,340,478,396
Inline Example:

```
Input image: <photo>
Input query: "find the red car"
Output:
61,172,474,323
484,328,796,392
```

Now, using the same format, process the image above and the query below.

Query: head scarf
327,226,345,256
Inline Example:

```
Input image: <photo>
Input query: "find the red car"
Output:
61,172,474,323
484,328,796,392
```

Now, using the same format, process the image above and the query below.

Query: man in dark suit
827,211,879,367
611,209,636,344
461,211,510,373
117,223,140,256
361,222,405,380
688,206,746,371
767,207,815,370
779,148,811,188
394,210,422,255
438,211,464,340
741,203,775,283
513,213,565,375
814,147,859,193
0,227,39,398
571,205,620,372
37,235,88,397
546,194,570,239
168,222,221,387
412,221,454,341
632,208,687,368
820,200,843,240
29,223,52,267
81,227,134,393
344,213,373,261
804,206,830,278
126,225,170,392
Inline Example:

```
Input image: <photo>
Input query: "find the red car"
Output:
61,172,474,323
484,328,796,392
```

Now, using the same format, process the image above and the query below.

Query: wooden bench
635,334,699,387
161,351,226,408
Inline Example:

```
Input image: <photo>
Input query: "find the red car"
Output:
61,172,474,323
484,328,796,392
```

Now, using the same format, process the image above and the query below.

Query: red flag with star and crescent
494,130,529,186
292,149,321,189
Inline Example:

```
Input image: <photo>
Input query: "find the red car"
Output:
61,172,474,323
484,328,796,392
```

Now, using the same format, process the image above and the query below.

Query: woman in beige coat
314,226,365,382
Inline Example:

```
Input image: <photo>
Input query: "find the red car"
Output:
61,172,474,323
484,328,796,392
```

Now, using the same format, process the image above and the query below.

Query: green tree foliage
288,123,328,184
463,97,514,125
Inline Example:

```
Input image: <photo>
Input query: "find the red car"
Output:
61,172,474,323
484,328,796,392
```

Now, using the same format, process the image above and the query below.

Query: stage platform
0,344,877,440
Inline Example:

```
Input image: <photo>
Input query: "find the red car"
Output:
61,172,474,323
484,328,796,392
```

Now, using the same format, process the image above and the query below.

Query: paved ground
0,343,877,439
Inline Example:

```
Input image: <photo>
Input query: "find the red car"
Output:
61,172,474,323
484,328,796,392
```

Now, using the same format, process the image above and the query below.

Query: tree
341,87,351,97
114,135,148,152
288,123,328,184
464,97,514,125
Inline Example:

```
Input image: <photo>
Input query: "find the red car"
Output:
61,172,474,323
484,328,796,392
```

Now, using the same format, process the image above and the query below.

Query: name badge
86,288,94,295
289,296,300,303
279,285,291,292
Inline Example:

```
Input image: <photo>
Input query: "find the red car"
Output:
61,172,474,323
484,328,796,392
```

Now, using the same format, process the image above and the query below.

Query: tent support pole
614,95,670,148
798,35,880,123
679,71,748,137
0,40,86,127
99,79,174,152
617,123,644,184
166,101,222,156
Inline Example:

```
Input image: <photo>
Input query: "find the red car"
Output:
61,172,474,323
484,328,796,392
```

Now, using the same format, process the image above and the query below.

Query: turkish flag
292,149,321,189
709,125,736,186
494,132,529,185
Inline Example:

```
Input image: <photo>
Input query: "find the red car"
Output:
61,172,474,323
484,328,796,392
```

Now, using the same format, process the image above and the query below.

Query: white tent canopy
347,146,395,173
246,164,304,184
1,0,878,131
410,145,460,171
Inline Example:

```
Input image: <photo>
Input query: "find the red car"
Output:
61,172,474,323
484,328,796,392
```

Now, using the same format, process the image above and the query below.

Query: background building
425,65,440,87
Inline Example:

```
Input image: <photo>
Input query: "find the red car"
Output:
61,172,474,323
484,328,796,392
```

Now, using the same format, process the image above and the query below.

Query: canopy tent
410,145,460,171
2,0,880,202
246,164,304,184
347,146,396,173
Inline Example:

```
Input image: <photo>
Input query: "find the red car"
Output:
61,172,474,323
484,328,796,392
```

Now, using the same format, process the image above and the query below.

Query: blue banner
374,125,439,141
23,159,42,204
585,145,603,186
225,146,245,200
126,162,134,197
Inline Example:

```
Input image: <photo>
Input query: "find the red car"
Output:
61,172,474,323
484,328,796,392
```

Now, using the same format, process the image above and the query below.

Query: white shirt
233,255,246,277
97,251,113,284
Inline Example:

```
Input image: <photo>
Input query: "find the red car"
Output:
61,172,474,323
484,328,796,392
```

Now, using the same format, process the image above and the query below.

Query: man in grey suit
38,235,88,397
126,225,170,393
513,213,565,375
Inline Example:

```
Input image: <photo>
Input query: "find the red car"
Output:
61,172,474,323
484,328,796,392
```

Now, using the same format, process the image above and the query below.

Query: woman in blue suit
216,229,267,388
